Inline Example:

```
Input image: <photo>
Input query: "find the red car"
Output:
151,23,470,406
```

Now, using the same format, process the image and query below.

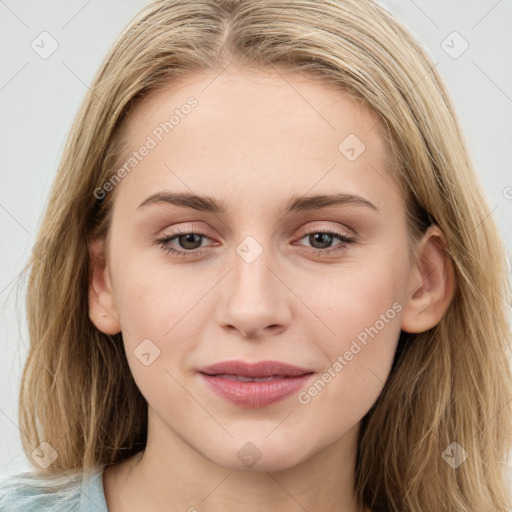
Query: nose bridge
231,235,277,311
215,234,291,337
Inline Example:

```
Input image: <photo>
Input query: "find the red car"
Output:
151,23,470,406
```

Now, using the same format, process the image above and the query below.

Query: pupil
179,233,201,249
310,233,333,249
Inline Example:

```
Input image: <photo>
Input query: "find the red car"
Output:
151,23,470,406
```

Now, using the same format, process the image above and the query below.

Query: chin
203,437,313,473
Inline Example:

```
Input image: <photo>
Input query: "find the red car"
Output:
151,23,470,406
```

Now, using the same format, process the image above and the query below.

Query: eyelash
154,226,355,258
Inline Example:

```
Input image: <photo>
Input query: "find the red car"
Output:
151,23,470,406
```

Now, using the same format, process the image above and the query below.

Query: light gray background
1,0,511,476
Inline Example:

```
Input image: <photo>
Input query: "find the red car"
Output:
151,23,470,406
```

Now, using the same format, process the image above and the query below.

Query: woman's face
91,66,425,471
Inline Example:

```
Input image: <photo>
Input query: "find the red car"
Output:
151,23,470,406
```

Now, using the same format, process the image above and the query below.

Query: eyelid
154,221,356,261
296,222,354,238
159,222,216,239
158,221,354,242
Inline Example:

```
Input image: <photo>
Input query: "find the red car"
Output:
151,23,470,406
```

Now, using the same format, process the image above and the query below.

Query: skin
89,65,455,512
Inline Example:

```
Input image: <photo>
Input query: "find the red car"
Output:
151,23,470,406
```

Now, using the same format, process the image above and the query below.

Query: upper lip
198,360,314,378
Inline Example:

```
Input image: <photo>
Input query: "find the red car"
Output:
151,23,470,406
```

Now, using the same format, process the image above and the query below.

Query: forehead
110,66,401,215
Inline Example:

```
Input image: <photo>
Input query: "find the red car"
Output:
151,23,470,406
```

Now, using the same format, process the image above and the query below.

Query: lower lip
199,373,315,408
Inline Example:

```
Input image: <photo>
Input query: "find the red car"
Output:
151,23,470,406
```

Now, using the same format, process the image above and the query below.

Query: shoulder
0,468,94,512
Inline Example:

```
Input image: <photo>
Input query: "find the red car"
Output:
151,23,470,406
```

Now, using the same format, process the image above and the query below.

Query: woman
1,0,511,511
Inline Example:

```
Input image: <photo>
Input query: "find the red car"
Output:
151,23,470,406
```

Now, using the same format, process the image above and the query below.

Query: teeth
215,374,285,382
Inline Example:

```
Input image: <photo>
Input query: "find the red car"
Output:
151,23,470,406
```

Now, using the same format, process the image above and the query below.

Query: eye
154,227,215,257
294,228,355,255
154,226,355,258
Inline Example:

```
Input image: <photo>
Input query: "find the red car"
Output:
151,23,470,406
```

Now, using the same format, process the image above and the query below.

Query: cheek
306,250,406,339
110,245,210,336
303,248,408,387
295,273,403,427
110,276,193,406
108,253,214,387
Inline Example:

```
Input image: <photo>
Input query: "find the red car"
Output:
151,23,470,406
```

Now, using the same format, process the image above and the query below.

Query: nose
214,244,292,339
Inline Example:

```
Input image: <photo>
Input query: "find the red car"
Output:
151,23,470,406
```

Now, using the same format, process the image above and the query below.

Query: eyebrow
136,191,379,214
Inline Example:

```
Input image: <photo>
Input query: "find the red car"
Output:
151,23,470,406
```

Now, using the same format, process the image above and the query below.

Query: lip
199,359,314,378
198,359,315,408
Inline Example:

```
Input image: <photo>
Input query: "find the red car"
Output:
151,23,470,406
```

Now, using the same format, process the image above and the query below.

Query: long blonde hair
16,0,512,510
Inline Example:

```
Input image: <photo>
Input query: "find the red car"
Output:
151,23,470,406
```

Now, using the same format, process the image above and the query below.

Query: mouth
207,374,303,382
198,359,314,378
197,359,315,408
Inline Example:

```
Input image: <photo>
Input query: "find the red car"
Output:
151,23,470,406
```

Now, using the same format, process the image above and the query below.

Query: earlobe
401,226,456,334
88,237,122,335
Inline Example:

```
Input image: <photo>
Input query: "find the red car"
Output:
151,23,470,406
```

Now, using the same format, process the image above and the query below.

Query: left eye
155,228,355,257
296,230,354,252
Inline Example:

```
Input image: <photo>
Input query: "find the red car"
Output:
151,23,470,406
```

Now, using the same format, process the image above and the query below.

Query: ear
401,225,456,333
88,237,122,335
